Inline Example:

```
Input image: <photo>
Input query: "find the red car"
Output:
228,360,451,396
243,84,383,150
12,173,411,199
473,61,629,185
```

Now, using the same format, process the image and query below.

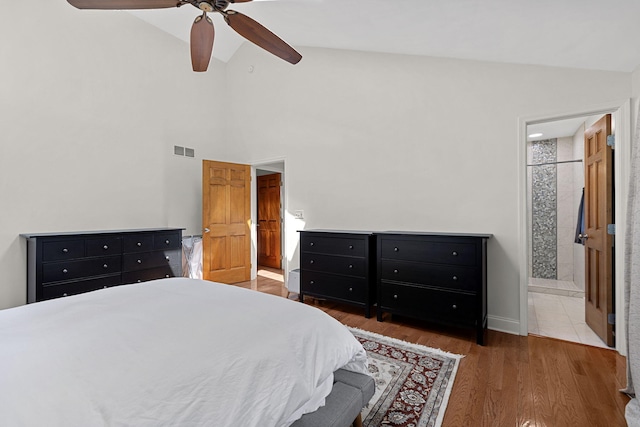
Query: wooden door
584,114,614,346
202,160,251,283
257,173,282,269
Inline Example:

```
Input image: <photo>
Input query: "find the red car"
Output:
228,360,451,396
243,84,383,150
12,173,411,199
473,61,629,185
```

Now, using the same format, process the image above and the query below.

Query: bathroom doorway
526,115,611,348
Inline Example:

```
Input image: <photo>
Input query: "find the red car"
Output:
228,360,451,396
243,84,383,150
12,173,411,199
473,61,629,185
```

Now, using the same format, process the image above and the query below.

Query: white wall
572,124,586,289
0,1,229,309
224,44,631,333
556,137,575,282
633,66,640,130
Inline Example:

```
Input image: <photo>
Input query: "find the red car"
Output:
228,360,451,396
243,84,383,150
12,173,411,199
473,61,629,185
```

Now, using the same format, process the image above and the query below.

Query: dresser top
298,229,375,235
299,229,492,238
20,227,185,239
377,231,493,238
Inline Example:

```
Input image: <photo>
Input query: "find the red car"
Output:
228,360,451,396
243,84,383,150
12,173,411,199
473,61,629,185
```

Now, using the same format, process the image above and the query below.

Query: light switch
294,210,304,219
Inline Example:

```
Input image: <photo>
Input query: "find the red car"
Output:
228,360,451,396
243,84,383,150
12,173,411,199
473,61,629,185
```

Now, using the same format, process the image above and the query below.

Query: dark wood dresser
299,230,375,317
22,228,184,303
376,232,491,345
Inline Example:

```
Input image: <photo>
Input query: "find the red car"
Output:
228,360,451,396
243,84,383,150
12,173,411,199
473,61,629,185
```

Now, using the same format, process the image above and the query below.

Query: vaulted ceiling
128,0,640,72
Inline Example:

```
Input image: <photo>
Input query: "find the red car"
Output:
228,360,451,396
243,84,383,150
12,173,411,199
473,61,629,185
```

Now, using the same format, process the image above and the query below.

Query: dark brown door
202,160,251,283
584,114,614,346
257,173,282,269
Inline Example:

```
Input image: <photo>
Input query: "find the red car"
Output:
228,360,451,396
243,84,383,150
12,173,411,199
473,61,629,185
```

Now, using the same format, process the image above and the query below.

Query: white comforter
0,278,368,426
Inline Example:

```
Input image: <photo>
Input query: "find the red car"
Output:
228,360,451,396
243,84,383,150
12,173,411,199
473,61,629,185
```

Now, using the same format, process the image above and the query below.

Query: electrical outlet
294,210,304,219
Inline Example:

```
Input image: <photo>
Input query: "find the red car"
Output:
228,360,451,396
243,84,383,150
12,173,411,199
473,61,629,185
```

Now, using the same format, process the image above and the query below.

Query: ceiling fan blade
67,0,179,9
228,0,253,3
191,13,215,72
224,11,301,65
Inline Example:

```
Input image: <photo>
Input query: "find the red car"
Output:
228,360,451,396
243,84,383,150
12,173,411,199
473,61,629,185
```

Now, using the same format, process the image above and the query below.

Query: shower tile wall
531,139,557,279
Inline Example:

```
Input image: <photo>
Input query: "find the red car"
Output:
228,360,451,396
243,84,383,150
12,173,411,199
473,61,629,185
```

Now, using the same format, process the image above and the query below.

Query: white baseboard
487,315,521,335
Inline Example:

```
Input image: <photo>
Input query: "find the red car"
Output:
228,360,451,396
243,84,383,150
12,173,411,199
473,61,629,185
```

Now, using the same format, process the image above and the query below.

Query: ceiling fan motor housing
195,0,229,12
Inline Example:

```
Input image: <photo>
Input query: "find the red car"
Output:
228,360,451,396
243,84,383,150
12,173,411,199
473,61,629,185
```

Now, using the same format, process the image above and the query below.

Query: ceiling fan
66,0,302,72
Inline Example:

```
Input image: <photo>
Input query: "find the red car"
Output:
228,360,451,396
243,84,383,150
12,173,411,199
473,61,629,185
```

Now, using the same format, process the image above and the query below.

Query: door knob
579,233,589,239
204,228,210,233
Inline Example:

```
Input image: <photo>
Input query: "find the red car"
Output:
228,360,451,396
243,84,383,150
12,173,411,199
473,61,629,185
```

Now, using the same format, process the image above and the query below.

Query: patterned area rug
349,328,462,427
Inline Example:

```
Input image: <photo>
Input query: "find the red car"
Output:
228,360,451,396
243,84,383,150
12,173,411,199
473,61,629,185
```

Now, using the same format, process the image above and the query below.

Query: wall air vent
174,146,195,158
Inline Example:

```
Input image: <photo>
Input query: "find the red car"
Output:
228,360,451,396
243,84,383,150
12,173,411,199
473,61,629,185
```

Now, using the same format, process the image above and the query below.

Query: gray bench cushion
291,382,362,427
334,369,375,408
291,370,374,427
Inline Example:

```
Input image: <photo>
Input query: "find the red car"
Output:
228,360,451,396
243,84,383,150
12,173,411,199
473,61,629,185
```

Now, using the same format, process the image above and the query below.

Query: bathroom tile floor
528,291,610,349
529,277,584,297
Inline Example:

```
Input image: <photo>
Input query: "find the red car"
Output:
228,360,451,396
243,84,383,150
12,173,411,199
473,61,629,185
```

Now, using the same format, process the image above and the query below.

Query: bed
0,278,371,426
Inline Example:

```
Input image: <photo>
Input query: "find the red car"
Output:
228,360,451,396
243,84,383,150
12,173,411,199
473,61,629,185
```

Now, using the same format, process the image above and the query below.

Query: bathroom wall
529,136,581,282
530,139,558,279
557,136,576,281
572,124,586,289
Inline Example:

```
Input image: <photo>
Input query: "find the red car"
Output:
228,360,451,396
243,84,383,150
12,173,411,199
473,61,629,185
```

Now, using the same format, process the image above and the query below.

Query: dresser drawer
42,239,85,262
86,237,122,257
42,256,121,283
154,231,182,250
379,282,477,324
380,260,479,292
41,275,122,300
123,234,155,253
301,271,367,303
301,253,366,277
122,264,181,284
380,238,476,266
301,234,366,257
123,249,181,272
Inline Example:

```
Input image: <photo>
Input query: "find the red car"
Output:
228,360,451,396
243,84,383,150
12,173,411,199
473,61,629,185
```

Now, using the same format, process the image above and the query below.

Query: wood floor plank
232,269,630,427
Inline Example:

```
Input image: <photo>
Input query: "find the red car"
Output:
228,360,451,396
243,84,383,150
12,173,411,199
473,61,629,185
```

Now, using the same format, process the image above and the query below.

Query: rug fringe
347,326,465,360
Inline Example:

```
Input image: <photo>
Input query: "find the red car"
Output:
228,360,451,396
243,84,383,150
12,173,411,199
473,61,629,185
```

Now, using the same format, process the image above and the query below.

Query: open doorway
525,115,611,348
519,99,631,356
254,160,285,283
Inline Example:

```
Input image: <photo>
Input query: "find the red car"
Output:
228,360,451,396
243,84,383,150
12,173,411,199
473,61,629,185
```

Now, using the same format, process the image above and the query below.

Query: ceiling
128,0,640,72
125,0,639,140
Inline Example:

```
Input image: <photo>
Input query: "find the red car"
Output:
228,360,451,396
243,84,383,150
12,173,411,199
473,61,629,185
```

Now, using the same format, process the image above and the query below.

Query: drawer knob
103,264,108,269
310,242,315,246
165,274,170,278
349,245,354,249
310,280,315,285
349,287,353,292
137,259,142,264
452,251,458,256
62,268,68,274
165,239,170,245
103,286,108,289
137,242,142,247
452,304,457,309
348,264,353,269
310,260,314,264
165,256,170,261
63,293,68,297
137,280,142,283
393,269,399,274
394,247,399,252
103,245,109,250
393,294,398,299
62,248,69,253
452,276,458,281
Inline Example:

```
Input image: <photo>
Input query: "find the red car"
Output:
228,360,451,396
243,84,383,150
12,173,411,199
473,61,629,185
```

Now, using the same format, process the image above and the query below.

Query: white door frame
251,157,287,280
517,99,632,355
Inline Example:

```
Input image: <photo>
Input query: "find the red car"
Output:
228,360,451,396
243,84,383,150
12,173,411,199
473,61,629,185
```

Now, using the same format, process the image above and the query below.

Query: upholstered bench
291,368,375,427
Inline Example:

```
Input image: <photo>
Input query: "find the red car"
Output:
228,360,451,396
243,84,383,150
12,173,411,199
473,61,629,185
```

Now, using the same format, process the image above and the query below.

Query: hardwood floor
238,268,630,426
